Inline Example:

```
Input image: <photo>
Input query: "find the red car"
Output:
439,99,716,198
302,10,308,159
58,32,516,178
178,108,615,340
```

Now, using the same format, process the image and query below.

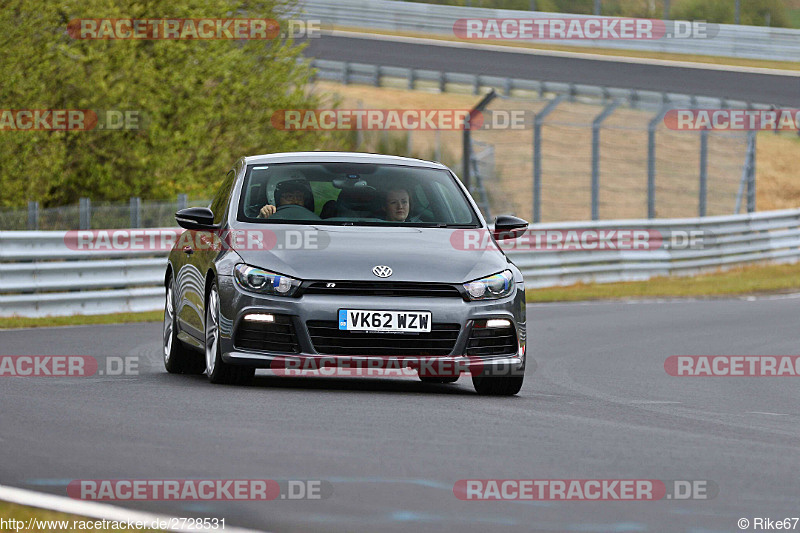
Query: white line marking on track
746,411,789,416
0,484,268,533
328,30,800,77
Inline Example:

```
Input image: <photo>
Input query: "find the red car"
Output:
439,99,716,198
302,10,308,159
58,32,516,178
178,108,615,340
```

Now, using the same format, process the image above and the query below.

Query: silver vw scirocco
163,152,529,395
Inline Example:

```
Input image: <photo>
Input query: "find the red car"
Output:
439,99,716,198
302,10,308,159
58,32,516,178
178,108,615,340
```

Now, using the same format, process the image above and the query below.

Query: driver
258,178,313,219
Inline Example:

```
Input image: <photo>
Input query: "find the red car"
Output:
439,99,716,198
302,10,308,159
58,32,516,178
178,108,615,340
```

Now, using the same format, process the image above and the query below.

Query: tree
0,0,346,207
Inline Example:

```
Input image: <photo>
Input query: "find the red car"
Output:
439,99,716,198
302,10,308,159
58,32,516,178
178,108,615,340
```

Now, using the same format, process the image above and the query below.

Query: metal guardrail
2,208,800,317
309,58,772,110
507,208,800,288
299,0,800,62
0,231,170,317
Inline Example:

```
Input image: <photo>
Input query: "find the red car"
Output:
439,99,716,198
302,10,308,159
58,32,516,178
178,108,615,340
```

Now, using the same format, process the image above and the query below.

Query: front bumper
216,275,526,377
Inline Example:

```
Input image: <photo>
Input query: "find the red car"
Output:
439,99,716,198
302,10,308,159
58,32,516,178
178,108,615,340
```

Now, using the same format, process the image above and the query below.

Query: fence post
699,130,708,217
408,69,415,90
27,201,39,231
130,197,141,228
591,100,621,221
532,94,566,223
342,62,350,85
734,131,756,214
462,90,497,192
647,104,672,219
79,198,91,230
746,130,757,213
177,194,188,212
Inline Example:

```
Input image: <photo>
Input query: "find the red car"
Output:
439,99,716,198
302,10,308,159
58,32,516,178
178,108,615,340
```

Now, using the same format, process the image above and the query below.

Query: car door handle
183,246,194,255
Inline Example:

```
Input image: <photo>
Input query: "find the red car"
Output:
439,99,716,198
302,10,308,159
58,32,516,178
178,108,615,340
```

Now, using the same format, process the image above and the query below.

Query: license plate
339,310,431,333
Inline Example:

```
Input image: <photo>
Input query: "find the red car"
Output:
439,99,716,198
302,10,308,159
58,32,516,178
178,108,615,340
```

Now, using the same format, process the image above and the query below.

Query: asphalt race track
303,34,800,106
2,296,799,532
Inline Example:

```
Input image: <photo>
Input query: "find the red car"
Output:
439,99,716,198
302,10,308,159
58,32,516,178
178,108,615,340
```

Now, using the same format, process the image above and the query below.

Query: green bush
0,0,350,208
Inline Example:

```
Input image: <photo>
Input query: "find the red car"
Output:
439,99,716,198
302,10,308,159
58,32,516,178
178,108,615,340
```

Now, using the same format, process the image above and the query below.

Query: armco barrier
1,208,800,317
298,0,800,62
308,57,773,110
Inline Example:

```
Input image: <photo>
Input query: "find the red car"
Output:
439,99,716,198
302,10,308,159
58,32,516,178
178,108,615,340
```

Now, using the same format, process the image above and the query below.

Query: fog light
244,313,275,322
486,319,512,328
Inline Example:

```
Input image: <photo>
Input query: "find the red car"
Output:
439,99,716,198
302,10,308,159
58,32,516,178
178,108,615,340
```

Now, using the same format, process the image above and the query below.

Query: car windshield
237,162,480,227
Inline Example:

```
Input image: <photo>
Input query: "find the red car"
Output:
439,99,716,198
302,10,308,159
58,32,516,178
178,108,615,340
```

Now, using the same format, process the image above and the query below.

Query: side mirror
175,207,215,230
493,215,528,241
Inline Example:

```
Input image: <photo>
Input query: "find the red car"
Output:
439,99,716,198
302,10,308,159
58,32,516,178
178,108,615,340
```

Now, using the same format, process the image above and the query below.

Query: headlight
234,264,301,297
464,270,514,300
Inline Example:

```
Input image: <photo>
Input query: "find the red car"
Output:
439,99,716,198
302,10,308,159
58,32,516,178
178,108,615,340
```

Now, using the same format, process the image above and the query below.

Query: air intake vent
307,321,460,356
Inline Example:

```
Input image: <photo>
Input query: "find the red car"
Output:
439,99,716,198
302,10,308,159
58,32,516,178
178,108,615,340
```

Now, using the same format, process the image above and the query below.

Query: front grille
306,320,460,356
234,315,300,353
301,281,463,299
466,323,518,356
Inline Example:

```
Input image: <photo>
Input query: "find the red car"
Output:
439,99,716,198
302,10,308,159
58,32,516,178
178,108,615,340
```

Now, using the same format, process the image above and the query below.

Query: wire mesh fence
315,60,756,224
0,196,210,231
389,94,750,223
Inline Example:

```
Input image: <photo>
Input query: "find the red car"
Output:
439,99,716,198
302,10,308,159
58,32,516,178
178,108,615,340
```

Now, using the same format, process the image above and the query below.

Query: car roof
243,152,449,170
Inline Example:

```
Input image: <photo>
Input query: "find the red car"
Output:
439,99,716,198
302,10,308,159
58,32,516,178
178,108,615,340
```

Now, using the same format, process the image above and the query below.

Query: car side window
210,169,236,225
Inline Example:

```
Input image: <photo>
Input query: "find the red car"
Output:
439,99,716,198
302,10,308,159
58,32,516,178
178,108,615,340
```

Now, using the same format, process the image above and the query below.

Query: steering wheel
271,203,321,220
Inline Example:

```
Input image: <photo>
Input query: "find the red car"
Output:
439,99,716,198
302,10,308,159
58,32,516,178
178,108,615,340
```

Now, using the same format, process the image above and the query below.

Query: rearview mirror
493,215,528,241
175,207,215,230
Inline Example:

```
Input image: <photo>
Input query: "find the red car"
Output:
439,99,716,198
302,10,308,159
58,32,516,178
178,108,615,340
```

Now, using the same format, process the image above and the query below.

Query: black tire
419,376,459,384
472,375,524,396
205,284,255,385
163,277,205,375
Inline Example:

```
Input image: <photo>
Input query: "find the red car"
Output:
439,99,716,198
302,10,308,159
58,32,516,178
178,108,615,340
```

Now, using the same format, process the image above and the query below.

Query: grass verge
0,311,162,330
0,501,163,532
527,262,800,302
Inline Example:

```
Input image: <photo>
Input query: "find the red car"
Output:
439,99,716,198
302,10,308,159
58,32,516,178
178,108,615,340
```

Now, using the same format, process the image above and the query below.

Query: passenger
382,188,411,222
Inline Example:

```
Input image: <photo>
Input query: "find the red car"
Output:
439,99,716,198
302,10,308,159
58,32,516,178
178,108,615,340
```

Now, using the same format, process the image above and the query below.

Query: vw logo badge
372,265,393,278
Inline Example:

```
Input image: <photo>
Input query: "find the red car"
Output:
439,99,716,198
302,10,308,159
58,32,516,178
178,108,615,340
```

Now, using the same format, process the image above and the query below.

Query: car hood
232,225,507,283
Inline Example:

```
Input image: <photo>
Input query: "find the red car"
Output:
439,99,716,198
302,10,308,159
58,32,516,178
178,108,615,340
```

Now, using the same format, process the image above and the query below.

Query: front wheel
472,374,524,396
163,278,204,374
205,284,254,385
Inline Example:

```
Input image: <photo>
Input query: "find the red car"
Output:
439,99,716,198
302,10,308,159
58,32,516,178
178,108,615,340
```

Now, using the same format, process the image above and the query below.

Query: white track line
0,484,267,533
329,29,800,77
